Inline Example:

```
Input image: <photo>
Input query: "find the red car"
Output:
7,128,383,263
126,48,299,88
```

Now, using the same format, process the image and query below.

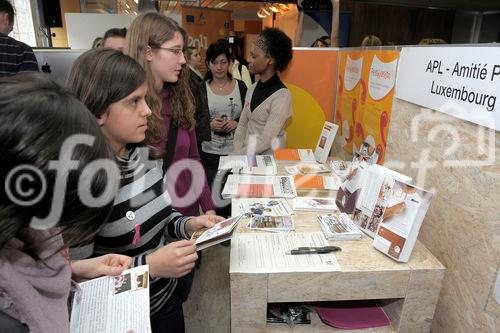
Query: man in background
0,0,38,76
102,27,127,51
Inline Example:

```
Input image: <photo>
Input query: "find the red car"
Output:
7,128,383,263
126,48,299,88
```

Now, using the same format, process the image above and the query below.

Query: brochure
284,163,331,175
293,174,341,191
335,142,375,214
314,121,339,163
317,213,363,241
191,214,244,251
246,215,295,233
274,148,316,163
232,198,294,216
352,164,412,238
218,155,277,174
221,175,297,199
293,197,338,212
372,181,433,262
70,265,151,333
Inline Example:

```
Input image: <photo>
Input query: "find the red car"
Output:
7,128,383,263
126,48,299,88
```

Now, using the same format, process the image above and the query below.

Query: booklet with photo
352,164,412,238
293,197,337,212
335,141,376,214
293,174,341,191
246,215,295,233
222,175,297,199
232,198,293,216
372,181,433,262
317,213,363,241
191,214,244,251
70,265,151,333
285,163,331,175
274,148,317,164
314,121,339,163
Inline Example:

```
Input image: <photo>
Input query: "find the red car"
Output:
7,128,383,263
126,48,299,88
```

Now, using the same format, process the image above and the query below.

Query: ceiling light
278,4,290,11
261,7,271,16
257,7,267,18
269,4,280,13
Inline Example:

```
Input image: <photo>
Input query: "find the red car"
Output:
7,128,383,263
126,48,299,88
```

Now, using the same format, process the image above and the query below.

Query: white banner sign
396,46,500,131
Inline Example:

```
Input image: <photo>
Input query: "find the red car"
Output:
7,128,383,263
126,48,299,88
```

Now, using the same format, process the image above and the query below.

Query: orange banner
280,49,338,149
335,50,400,163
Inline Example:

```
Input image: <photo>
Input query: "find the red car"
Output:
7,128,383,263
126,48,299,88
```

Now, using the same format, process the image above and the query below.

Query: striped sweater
70,147,192,316
0,33,39,76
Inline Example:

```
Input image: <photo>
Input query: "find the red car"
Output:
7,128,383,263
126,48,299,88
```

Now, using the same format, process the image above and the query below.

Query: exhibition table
229,209,445,332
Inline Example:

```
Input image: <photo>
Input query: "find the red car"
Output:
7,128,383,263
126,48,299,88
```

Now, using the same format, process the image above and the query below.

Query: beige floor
183,244,231,333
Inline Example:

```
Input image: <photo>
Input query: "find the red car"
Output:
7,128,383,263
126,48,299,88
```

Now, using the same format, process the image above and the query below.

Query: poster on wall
181,6,232,73
280,48,339,149
335,50,400,163
396,46,500,131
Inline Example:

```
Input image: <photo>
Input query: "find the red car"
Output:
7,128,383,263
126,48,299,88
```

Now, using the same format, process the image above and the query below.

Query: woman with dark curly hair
233,27,293,155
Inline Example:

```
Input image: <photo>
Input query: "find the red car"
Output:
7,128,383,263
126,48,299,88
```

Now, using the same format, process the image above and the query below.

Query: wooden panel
267,270,410,302
231,273,268,332
340,1,454,46
385,98,500,332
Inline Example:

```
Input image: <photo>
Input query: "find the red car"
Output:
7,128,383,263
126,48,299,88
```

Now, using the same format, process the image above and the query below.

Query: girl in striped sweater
67,48,223,333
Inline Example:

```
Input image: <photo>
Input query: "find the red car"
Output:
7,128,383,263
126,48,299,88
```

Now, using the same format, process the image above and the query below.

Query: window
10,0,37,47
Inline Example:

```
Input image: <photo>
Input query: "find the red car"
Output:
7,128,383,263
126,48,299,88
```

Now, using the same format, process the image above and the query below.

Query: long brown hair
125,13,195,145
66,48,146,119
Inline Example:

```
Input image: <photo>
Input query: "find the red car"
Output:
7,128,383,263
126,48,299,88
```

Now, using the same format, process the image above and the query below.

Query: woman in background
200,40,247,188
233,27,293,155
186,46,211,153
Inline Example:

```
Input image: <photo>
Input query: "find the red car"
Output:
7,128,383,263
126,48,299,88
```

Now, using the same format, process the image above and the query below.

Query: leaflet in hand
191,214,244,251
246,215,295,233
284,163,331,175
70,265,151,333
293,197,337,212
372,181,433,262
293,174,341,190
314,121,339,163
232,198,294,216
274,148,316,163
222,175,297,198
317,213,363,241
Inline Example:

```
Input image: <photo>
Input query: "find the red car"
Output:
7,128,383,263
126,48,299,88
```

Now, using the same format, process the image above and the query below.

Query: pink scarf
0,230,72,333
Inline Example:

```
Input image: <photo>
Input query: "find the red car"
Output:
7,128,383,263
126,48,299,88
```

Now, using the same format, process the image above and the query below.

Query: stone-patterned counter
230,211,445,332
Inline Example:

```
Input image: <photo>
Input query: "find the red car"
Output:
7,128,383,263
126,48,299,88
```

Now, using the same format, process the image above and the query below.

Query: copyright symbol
5,165,47,206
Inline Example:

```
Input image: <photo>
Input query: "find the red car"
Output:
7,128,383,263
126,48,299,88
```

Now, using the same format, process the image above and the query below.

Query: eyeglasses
153,47,185,57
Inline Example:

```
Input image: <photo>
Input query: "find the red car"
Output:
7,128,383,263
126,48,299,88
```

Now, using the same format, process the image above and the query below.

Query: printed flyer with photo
70,266,151,333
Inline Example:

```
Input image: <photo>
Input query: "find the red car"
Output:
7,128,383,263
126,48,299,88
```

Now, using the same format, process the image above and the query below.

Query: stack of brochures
246,215,294,233
293,197,337,212
317,213,363,241
221,175,297,199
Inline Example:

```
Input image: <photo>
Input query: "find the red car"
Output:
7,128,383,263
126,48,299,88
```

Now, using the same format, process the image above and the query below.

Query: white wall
65,13,136,49
65,12,183,49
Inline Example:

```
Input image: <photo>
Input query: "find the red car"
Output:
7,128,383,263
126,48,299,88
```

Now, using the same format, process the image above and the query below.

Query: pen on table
285,246,342,255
